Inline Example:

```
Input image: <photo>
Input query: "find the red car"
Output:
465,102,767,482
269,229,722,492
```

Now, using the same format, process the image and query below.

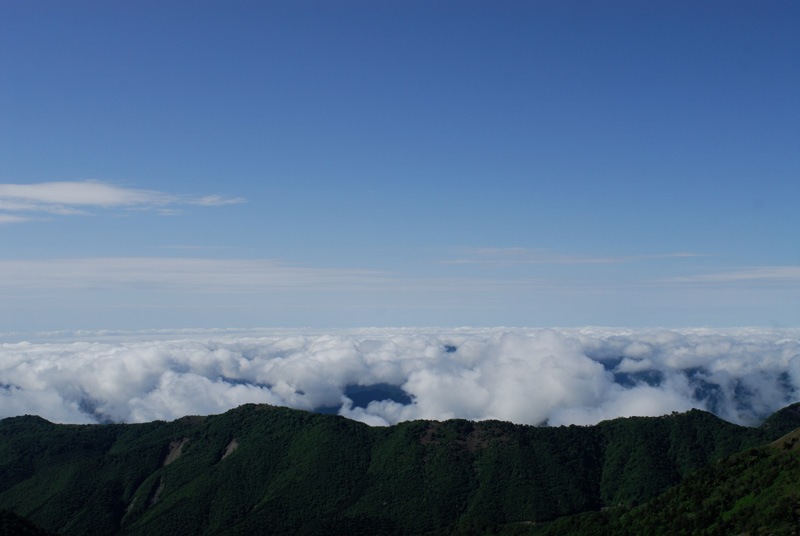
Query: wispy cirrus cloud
189,194,245,207
0,214,33,224
439,247,702,265
0,257,556,296
0,180,245,222
156,245,239,251
656,266,800,284
0,257,391,293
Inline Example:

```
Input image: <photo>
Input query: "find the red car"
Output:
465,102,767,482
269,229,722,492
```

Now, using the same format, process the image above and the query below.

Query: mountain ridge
2,402,800,535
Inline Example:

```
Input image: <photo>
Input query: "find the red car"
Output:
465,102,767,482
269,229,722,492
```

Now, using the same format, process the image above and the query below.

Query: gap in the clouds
685,369,726,416
316,383,413,415
78,397,115,424
779,372,795,398
219,376,270,389
613,369,664,388
598,357,624,371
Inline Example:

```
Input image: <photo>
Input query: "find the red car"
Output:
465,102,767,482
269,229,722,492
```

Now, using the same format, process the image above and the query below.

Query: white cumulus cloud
1,328,798,427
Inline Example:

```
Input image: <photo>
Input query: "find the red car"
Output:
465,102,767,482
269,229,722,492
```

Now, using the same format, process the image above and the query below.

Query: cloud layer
1,328,798,427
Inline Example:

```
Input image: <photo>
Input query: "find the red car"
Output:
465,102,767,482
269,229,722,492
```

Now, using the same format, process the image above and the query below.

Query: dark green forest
2,403,800,536
525,427,800,536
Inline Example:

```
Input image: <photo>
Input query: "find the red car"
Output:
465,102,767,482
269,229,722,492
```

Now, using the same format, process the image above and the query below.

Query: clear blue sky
1,0,798,331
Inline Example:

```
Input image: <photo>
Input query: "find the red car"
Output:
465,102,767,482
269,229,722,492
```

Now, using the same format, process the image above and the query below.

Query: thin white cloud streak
440,248,702,265
0,181,162,207
156,245,239,250
656,266,800,283
0,257,556,294
0,214,33,224
1,328,798,427
189,194,245,206
0,180,244,220
0,258,392,293
0,199,89,215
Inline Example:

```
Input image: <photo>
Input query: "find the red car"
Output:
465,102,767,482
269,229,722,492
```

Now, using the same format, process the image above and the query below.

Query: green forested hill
0,509,56,536
1,404,799,536
527,425,800,536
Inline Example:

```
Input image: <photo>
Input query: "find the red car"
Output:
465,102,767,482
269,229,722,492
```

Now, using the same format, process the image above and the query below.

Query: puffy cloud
127,371,281,423
1,328,798,427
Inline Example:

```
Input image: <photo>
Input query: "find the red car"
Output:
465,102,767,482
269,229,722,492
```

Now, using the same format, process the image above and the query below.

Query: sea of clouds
1,327,799,427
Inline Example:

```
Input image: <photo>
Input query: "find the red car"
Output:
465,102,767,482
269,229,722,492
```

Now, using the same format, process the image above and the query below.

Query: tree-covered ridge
2,404,800,536
0,509,56,536
526,426,800,536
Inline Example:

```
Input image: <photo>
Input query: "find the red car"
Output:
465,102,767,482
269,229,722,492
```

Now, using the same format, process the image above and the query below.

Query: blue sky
1,1,798,332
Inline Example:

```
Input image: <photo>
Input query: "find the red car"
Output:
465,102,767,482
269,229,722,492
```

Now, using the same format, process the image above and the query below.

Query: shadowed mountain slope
0,509,56,536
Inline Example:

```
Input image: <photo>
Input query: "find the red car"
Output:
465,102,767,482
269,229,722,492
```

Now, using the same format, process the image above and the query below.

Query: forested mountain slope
1,403,799,536
0,509,56,536
527,422,800,536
